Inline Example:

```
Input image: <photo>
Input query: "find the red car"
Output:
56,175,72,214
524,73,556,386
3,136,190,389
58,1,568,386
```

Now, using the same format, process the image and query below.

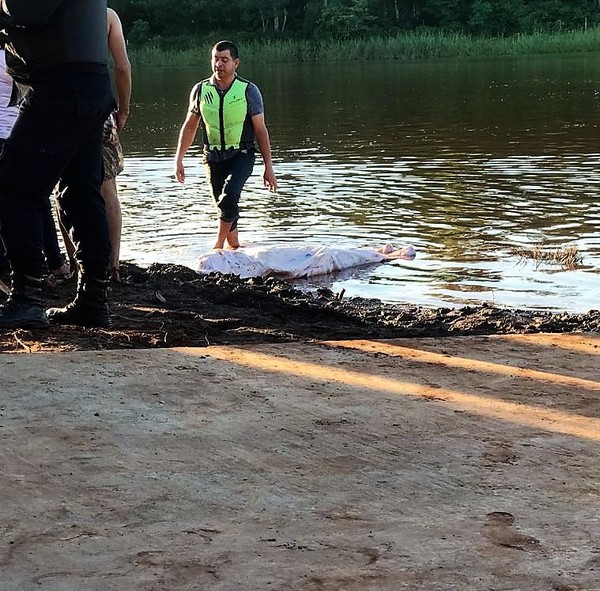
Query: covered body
196,243,416,279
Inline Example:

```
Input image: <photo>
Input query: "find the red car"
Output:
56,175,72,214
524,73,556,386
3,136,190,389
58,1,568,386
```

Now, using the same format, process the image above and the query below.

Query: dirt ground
2,264,600,590
0,262,599,352
1,333,599,590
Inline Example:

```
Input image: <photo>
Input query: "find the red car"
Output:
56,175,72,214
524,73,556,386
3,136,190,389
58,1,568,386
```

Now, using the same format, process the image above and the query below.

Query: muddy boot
0,273,49,329
46,271,111,328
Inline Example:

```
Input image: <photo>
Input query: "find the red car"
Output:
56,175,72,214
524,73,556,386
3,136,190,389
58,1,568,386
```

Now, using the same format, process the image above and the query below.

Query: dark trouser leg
0,139,10,274
0,73,114,329
0,236,9,275
0,143,48,278
206,151,255,231
55,124,110,278
42,196,66,271
48,103,112,328
0,95,66,327
48,160,111,328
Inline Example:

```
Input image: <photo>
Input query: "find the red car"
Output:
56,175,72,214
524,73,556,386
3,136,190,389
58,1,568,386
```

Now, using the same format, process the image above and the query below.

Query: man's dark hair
213,40,239,60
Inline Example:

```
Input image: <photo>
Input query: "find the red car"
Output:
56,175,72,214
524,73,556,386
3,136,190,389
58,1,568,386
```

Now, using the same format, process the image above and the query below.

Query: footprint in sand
484,511,543,552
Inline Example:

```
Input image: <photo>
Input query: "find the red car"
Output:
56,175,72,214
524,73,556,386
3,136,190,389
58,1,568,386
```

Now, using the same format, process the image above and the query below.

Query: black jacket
0,0,108,82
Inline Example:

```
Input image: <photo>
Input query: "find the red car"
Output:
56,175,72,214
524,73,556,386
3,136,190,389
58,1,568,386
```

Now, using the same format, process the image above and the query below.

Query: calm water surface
118,54,600,312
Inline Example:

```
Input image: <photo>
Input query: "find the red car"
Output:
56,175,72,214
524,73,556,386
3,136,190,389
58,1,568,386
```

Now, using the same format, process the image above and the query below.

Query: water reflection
118,55,600,312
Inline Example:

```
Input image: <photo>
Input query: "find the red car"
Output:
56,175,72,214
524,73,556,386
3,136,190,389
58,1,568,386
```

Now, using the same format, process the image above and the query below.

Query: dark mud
1,262,598,352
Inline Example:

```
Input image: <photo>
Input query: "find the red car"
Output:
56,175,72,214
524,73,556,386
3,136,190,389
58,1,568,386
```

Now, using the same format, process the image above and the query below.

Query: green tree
317,0,378,39
519,0,598,32
108,0,600,44
239,0,293,35
421,0,474,30
367,0,427,30
469,0,525,35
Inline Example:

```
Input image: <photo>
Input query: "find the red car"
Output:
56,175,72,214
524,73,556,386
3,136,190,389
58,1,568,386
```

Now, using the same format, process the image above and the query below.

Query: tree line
108,0,600,48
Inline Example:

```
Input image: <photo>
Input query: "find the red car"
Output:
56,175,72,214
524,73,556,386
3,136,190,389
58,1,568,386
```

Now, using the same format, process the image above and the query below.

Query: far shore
127,28,600,67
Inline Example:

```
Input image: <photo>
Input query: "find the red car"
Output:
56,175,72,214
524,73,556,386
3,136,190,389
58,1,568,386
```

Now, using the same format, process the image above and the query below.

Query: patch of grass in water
514,243,583,270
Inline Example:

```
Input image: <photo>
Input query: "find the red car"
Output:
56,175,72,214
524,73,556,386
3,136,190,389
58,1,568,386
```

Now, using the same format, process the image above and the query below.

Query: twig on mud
12,332,32,353
59,531,96,542
117,315,164,324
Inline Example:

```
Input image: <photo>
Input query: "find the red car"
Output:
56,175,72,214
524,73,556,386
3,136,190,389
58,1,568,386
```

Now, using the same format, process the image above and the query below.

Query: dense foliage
109,0,600,49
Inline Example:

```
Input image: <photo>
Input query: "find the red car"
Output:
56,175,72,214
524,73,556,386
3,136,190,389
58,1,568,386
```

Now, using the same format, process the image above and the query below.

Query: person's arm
107,8,131,132
1,0,65,26
174,110,200,184
252,113,277,193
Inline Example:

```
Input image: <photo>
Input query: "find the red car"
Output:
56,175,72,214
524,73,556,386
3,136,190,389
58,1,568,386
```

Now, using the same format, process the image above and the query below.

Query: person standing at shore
58,7,132,283
174,40,277,250
0,0,115,329
0,47,72,283
102,7,130,282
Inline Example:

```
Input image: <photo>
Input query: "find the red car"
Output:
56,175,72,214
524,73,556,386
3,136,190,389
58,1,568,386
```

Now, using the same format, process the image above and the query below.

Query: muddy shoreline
1,262,598,353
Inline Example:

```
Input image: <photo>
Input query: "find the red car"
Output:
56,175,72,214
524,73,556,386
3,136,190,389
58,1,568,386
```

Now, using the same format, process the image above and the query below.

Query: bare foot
377,244,395,255
110,265,121,283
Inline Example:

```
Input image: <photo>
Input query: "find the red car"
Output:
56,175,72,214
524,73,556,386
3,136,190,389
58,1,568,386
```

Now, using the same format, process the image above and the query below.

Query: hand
115,109,129,132
175,160,185,184
263,165,277,192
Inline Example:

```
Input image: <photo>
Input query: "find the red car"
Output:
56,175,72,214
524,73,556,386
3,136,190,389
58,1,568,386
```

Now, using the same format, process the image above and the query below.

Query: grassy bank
129,28,600,66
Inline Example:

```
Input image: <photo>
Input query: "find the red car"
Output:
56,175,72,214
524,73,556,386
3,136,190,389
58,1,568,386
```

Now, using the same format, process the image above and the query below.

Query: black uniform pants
0,68,114,278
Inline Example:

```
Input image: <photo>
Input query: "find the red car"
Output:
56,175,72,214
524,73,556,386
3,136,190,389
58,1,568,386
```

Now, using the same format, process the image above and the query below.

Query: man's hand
173,112,199,185
115,108,129,133
175,160,185,184
263,164,277,192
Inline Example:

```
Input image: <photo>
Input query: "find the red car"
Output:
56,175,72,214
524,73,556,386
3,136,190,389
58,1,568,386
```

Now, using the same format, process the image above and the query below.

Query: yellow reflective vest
195,76,255,154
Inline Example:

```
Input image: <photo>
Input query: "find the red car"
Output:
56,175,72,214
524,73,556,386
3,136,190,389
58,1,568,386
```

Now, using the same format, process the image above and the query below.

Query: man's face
212,49,239,80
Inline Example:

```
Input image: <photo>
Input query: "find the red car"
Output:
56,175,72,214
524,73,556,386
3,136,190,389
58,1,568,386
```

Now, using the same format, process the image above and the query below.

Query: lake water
118,54,600,312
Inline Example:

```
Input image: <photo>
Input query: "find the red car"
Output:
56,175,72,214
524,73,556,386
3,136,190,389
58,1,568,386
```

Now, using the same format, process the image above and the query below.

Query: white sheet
195,243,416,279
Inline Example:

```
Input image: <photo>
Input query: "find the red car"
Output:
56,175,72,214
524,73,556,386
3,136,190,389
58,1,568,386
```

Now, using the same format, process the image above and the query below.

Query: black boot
0,273,49,329
46,271,111,328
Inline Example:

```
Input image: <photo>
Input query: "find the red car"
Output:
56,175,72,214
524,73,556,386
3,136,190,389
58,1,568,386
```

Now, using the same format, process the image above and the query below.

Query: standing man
0,0,115,328
59,7,132,282
103,7,131,282
174,40,277,250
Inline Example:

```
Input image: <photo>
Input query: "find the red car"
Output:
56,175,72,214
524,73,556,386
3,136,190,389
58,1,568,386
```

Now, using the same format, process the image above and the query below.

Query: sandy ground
1,332,599,590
